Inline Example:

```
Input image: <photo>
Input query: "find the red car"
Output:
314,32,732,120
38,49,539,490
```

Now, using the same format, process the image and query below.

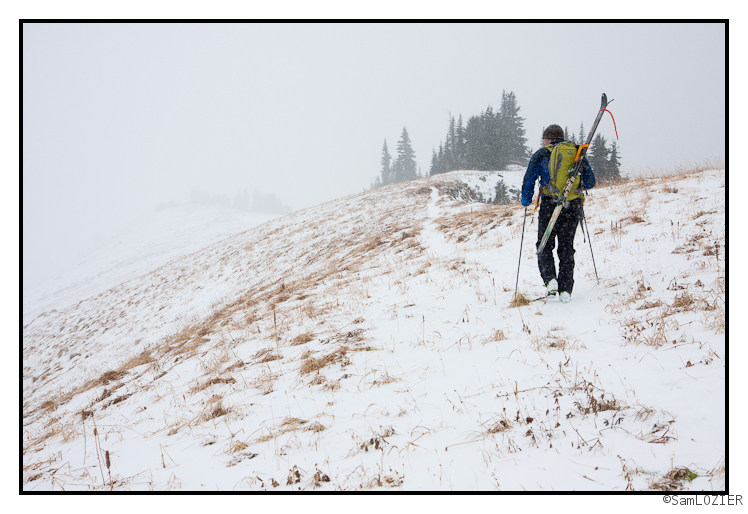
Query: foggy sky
22,22,725,289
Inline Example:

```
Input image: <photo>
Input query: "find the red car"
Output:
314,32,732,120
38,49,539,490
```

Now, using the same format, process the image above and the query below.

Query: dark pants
536,197,583,294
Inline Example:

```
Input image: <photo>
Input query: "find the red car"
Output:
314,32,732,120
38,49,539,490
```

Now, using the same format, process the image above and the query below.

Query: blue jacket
521,140,595,207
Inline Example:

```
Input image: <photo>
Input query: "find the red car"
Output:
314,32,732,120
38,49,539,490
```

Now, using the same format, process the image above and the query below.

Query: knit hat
542,124,564,141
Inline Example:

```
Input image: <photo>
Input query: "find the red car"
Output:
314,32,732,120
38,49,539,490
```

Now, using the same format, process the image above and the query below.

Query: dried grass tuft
299,346,350,375
39,399,58,413
227,440,248,453
509,293,531,308
486,418,512,434
303,421,326,433
254,348,282,364
291,332,315,346
203,400,230,421
637,299,663,310
532,333,583,352
483,328,508,344
671,292,695,310
322,380,341,391
620,214,646,225
371,371,399,387
191,376,236,394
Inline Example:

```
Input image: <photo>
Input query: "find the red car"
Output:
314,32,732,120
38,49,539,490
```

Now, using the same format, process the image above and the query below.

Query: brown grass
322,380,341,391
671,292,695,310
637,299,663,310
482,328,508,344
576,394,621,415
227,440,248,454
299,346,350,375
486,417,512,434
436,203,516,242
103,392,133,409
190,376,237,394
203,399,230,422
509,293,531,308
119,348,155,372
620,214,646,225
39,400,58,413
371,371,399,387
291,332,315,346
702,310,725,334
693,210,717,220
630,157,724,180
254,348,282,364
83,370,127,392
531,333,584,352
303,421,326,433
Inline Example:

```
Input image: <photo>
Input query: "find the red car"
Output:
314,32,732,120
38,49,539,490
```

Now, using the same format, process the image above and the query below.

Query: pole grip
574,144,589,162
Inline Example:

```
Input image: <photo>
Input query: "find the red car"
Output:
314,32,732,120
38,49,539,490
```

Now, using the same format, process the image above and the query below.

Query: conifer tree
464,114,482,170
394,127,417,182
444,115,456,172
455,114,466,169
380,140,392,186
493,179,510,205
498,91,528,166
430,149,439,176
607,141,622,182
589,134,611,182
483,105,500,170
391,158,403,184
564,126,575,144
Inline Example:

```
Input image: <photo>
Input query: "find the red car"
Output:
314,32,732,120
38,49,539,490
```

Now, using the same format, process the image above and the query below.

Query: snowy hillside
23,204,281,326
22,166,725,491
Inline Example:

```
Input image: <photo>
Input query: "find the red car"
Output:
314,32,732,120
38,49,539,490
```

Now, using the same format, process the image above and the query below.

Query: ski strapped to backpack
536,93,616,255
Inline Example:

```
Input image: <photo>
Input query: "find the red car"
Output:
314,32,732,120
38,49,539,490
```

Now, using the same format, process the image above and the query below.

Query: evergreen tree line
430,91,529,175
373,127,419,187
187,188,292,214
563,123,622,183
372,91,622,189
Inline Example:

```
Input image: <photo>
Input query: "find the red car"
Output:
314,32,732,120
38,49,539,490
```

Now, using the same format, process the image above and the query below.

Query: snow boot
544,278,558,297
559,291,571,304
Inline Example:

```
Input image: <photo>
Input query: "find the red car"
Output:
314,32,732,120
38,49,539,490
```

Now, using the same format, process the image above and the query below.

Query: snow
22,167,725,492
23,204,281,326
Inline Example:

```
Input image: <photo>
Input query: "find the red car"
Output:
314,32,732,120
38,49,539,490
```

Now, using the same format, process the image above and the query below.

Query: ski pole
515,206,528,298
582,208,599,284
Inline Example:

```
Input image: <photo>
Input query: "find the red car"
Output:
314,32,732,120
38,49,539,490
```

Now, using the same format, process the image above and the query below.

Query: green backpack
542,141,585,203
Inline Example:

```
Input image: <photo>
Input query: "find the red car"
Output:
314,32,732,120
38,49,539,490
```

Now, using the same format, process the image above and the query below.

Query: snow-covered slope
23,205,281,326
22,167,725,491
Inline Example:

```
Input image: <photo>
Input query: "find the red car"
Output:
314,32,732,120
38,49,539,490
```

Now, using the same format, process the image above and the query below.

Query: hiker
520,124,595,303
